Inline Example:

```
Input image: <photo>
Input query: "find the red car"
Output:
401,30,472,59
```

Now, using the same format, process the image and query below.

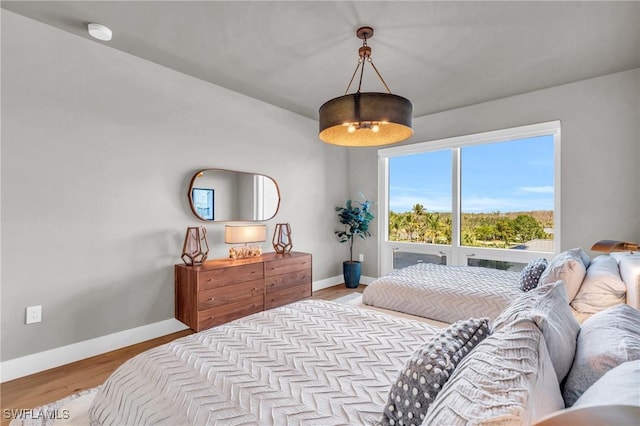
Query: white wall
1,11,349,363
3,8,638,369
349,68,640,278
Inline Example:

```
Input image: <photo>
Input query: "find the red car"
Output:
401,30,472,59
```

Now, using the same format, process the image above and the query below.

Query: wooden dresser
175,252,312,331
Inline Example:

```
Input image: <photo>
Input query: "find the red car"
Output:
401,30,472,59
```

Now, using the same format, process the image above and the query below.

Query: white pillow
424,320,564,425
571,255,626,314
619,253,640,309
539,248,589,301
492,281,580,383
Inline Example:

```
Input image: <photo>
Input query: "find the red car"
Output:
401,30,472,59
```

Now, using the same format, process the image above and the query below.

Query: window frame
377,121,561,276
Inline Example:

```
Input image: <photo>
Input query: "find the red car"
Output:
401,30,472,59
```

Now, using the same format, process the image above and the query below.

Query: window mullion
451,147,462,265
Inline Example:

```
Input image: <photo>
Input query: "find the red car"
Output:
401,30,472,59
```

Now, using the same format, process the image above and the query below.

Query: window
378,121,560,275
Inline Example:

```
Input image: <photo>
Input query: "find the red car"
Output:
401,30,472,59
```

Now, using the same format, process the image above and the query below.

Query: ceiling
3,1,639,120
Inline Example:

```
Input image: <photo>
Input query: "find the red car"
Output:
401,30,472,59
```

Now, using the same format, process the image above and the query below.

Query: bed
362,263,522,323
88,300,441,425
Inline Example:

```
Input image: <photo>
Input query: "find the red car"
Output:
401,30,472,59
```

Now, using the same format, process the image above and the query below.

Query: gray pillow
380,318,489,426
571,255,626,314
492,280,580,383
519,257,548,291
572,360,640,408
562,304,640,407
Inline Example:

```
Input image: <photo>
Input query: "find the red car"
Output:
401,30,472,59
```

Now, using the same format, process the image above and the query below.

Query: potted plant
335,196,375,288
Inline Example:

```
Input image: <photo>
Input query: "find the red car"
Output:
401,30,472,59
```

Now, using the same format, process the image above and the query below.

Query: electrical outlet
26,305,42,324
359,253,364,262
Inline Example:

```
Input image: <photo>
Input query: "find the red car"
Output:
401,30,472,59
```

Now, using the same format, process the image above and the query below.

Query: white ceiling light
87,23,112,41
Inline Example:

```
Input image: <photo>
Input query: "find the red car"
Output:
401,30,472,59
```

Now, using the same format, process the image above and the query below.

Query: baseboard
359,275,376,285
0,318,189,383
1,276,378,382
312,275,375,291
312,275,344,291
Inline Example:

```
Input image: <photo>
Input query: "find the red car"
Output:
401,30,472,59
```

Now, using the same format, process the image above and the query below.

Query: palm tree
389,211,402,241
408,204,426,242
426,213,441,243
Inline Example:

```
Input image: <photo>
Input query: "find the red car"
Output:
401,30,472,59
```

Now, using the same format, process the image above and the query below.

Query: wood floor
0,284,364,424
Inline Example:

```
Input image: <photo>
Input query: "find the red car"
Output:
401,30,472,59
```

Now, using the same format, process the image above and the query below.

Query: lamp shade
319,92,413,147
225,225,267,244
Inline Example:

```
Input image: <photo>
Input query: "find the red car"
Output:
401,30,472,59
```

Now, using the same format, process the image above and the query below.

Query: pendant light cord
344,58,363,95
369,60,392,94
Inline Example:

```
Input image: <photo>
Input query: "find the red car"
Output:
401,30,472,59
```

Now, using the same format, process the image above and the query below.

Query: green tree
512,214,546,243
494,218,515,245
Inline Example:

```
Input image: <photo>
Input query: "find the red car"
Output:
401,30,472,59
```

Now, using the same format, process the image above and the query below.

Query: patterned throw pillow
519,258,549,291
380,318,489,426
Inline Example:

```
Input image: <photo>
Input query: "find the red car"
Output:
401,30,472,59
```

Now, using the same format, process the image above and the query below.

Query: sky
389,135,555,214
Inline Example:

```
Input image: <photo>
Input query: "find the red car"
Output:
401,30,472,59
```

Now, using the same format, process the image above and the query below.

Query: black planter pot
343,261,361,288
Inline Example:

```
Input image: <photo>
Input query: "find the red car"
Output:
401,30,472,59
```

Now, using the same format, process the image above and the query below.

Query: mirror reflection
188,169,280,222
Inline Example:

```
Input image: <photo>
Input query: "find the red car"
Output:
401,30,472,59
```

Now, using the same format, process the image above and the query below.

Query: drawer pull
208,297,215,302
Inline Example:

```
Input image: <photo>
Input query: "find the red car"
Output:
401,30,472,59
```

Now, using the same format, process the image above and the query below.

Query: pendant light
319,26,413,147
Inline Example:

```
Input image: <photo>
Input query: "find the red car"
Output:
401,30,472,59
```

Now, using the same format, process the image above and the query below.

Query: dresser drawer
266,269,312,293
266,284,311,309
265,255,311,277
199,263,264,290
197,294,264,330
198,279,263,310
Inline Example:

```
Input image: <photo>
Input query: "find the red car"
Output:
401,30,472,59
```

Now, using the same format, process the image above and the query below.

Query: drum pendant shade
319,93,413,147
318,26,413,147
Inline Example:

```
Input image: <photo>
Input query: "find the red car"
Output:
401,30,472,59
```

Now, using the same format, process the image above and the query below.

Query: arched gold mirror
188,169,280,222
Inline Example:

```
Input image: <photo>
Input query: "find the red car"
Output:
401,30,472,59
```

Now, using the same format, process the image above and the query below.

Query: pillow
562,304,640,407
492,280,580,383
531,404,640,425
380,318,489,426
538,248,589,301
575,247,591,269
424,320,564,425
570,255,626,314
619,253,640,309
572,360,640,408
519,258,549,291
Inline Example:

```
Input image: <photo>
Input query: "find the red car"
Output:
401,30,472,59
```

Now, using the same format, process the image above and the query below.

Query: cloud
390,195,452,213
519,186,554,194
389,185,553,214
390,194,553,213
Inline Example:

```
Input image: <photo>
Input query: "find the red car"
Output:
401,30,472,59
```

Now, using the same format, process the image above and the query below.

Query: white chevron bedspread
362,263,522,323
89,300,439,425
